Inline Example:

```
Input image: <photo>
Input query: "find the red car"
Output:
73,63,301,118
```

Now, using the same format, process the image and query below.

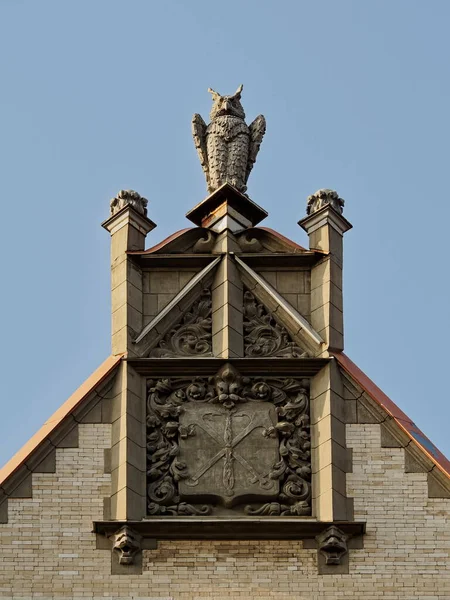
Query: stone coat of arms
146,364,311,517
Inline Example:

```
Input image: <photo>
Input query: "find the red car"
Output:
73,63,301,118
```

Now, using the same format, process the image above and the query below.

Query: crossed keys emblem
182,407,277,497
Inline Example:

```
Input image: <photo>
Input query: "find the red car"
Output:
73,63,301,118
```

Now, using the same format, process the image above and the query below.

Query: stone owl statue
192,85,266,194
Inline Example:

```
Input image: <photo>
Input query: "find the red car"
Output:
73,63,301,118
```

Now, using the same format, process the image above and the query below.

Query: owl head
208,85,245,121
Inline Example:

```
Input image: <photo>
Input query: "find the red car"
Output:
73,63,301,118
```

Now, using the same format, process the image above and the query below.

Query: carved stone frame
146,362,312,517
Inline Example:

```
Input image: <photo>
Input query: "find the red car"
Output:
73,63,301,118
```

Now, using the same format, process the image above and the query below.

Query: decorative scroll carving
235,231,264,253
146,364,311,516
243,291,309,358
192,231,216,253
316,526,348,565
110,189,148,217
306,189,344,216
112,526,142,565
149,290,212,358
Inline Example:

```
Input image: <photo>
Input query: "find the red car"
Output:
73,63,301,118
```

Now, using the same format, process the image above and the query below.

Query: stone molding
299,204,352,237
102,202,156,238
94,519,365,575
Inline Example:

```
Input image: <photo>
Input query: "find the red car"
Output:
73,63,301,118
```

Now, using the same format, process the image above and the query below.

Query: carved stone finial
192,85,266,194
110,189,148,217
306,189,344,216
316,525,348,565
111,526,142,565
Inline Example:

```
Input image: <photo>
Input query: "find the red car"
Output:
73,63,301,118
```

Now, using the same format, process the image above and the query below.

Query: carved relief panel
243,290,309,358
146,363,311,517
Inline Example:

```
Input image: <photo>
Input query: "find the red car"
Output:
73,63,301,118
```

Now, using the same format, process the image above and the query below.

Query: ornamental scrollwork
243,290,309,358
148,289,212,358
146,363,311,516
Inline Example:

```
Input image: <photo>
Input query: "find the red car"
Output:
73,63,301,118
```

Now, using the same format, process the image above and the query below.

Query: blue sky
0,0,449,465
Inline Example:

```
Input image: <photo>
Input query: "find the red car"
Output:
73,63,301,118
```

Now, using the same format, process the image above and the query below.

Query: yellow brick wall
0,422,449,599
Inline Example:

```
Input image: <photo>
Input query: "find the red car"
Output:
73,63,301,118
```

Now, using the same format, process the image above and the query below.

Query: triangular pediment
243,289,309,357
148,289,213,358
234,255,324,357
132,257,220,357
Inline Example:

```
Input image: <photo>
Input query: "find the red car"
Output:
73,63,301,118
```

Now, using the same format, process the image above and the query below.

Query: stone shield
178,402,279,507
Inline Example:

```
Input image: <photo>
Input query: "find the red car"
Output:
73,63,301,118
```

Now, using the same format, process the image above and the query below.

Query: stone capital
298,205,352,238
102,204,156,238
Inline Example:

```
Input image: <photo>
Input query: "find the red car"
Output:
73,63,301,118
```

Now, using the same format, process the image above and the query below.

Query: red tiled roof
129,226,308,256
130,228,194,254
259,227,306,251
332,351,450,479
0,355,123,487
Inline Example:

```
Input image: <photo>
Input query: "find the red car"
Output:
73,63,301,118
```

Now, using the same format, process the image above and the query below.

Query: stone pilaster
107,361,146,520
186,183,267,359
299,191,353,521
211,254,244,358
102,198,156,357
102,192,156,520
299,192,352,354
310,360,353,521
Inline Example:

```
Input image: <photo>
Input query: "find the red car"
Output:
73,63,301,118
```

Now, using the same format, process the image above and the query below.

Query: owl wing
192,114,210,185
246,114,266,183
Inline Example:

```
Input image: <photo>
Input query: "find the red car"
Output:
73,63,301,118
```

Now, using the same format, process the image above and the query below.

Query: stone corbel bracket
96,525,157,575
94,519,365,575
303,524,364,574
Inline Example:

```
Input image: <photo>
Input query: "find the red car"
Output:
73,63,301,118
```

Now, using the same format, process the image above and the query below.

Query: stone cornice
94,518,365,541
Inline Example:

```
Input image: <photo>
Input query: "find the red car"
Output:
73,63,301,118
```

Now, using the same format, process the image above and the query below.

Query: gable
333,351,450,497
0,355,122,523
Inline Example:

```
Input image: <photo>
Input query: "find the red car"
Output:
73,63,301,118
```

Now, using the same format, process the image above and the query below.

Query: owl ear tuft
234,84,243,99
208,87,221,101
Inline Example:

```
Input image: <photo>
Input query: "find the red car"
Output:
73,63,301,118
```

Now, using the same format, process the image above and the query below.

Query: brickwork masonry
0,422,449,599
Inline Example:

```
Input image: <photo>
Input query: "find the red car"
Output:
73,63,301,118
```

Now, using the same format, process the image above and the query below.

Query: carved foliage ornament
192,85,266,194
146,363,311,516
110,189,148,217
148,289,212,358
306,189,344,216
243,291,309,358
